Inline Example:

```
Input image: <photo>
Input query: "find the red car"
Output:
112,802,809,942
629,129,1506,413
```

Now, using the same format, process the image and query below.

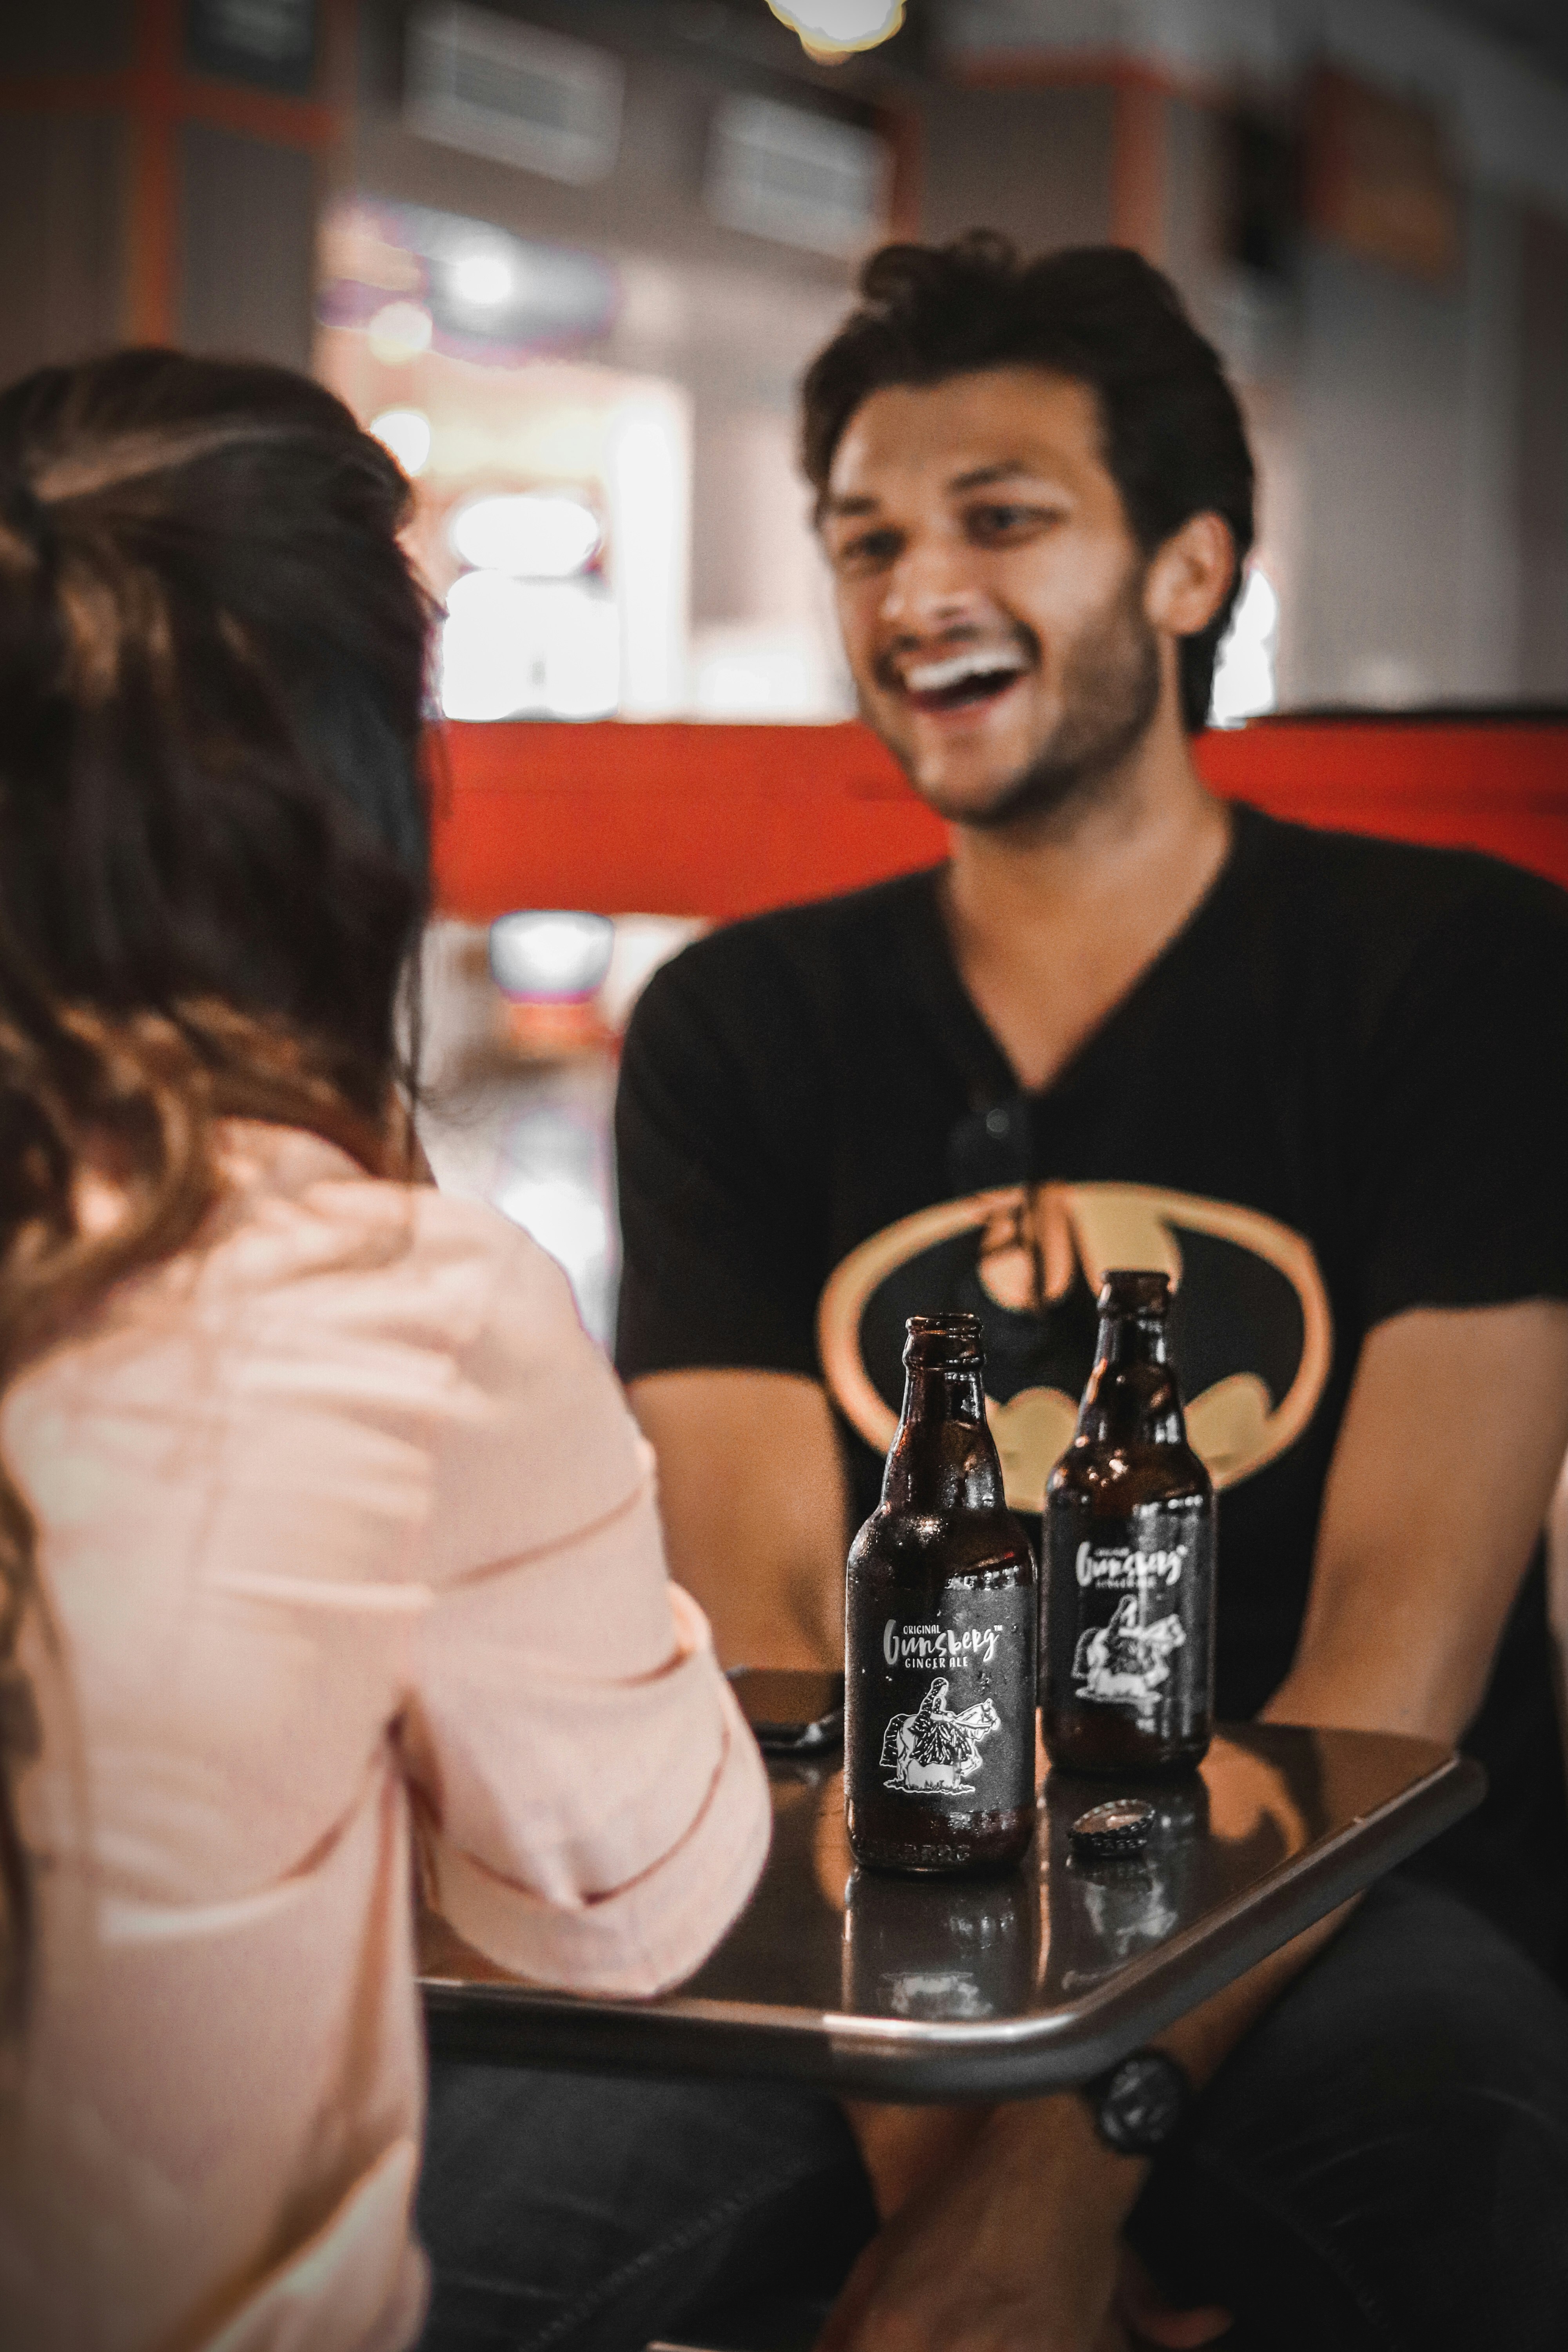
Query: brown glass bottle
1042,1271,1215,1777
845,1314,1038,1875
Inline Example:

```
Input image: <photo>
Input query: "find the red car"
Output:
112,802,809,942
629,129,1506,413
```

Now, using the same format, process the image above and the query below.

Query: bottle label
869,1586,1036,1810
1047,1504,1212,1730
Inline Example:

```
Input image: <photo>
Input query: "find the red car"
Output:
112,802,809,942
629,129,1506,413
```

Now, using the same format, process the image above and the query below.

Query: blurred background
5,0,1567,1337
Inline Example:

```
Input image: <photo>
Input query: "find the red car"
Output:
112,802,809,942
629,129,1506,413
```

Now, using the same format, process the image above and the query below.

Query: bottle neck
1077,1312,1186,1447
882,1363,1007,1512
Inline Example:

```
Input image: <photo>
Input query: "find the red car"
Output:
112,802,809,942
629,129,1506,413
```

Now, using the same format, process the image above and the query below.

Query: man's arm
1263,1300,1568,1739
820,1299,1568,2352
628,1368,848,1670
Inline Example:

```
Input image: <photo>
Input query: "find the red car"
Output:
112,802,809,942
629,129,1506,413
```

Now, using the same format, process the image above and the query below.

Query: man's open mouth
899,647,1030,714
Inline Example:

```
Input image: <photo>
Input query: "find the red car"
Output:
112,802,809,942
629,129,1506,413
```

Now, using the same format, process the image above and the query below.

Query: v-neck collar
898,800,1270,1117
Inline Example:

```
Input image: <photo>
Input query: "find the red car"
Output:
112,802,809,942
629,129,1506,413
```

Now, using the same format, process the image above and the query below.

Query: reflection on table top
420,1720,1483,2102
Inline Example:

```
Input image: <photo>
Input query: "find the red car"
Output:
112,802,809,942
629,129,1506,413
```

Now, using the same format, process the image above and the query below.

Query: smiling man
829,383,1172,825
614,238,1568,2348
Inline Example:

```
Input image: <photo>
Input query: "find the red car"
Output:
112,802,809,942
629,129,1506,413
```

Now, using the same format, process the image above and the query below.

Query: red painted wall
430,717,1568,922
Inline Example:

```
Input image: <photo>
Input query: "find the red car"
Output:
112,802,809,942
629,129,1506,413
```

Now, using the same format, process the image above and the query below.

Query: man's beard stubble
931,568,1162,835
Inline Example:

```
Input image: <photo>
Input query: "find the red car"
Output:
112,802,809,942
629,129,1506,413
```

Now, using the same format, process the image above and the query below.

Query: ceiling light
367,300,433,363
449,244,516,310
448,492,601,578
368,407,432,477
767,1,904,62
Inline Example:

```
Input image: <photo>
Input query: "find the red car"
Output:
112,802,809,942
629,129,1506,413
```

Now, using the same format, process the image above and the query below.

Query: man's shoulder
1234,802,1568,963
632,866,942,1033
680,865,941,975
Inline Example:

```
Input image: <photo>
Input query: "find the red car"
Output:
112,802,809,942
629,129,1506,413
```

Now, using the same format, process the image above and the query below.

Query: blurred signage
706,94,889,259
1305,69,1459,282
186,0,316,94
405,4,623,186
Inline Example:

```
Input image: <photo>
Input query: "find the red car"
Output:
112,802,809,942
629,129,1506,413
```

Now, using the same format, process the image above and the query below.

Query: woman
0,350,769,2352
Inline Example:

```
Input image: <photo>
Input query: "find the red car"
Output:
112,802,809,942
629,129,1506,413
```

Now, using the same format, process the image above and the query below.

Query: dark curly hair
801,235,1256,732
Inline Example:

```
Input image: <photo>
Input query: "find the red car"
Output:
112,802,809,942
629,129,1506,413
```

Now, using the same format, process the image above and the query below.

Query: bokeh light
367,301,434,364
368,407,432,477
449,491,601,578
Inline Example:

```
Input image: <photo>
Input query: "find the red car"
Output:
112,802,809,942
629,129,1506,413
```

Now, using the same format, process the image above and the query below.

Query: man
616,237,1568,2348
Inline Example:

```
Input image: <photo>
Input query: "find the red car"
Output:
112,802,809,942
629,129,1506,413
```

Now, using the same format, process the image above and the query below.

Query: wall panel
429,718,1568,922
0,111,125,382
918,84,1113,253
179,120,317,368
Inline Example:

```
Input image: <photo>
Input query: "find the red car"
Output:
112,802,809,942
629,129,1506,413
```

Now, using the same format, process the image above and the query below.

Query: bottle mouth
1098,1268,1172,1316
904,1311,984,1366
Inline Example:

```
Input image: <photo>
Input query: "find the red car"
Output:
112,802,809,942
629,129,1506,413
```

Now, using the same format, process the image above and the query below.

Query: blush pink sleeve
405,1219,770,1997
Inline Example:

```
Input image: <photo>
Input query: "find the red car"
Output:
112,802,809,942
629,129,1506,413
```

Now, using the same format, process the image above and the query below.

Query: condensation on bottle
1042,1270,1216,1777
844,1313,1038,1875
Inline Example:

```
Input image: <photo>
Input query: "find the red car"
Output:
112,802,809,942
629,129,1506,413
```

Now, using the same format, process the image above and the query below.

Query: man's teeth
904,650,1026,694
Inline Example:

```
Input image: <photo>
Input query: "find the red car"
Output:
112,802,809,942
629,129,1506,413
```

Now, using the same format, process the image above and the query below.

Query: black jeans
415,1877,1568,2352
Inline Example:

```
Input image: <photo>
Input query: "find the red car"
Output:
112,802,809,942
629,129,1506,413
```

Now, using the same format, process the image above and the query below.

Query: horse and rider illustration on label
880,1676,1002,1795
1072,1592,1188,1705
1058,1518,1207,1718
868,1587,1036,1806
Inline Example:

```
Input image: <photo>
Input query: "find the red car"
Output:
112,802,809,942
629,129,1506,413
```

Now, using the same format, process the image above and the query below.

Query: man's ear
1144,512,1236,638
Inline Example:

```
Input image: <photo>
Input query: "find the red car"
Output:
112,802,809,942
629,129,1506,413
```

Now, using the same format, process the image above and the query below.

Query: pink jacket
0,1124,770,2352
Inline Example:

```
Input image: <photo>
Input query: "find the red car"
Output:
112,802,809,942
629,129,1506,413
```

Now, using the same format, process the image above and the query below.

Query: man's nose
881,536,987,636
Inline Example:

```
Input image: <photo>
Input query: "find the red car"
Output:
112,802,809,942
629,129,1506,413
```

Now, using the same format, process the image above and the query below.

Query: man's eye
833,529,902,572
967,503,1058,542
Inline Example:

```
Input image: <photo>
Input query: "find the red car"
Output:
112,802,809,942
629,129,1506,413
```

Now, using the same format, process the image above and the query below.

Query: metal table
420,1713,1483,2103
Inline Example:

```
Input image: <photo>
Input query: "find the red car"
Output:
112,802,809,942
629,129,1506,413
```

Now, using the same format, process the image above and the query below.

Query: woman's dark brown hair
800,235,1256,733
0,348,434,2033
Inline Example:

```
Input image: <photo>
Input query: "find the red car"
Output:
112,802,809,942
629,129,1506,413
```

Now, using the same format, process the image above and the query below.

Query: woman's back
2,1120,766,2351
0,351,769,2347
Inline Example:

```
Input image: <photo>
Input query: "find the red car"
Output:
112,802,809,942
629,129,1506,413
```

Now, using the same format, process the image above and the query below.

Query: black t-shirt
615,802,1568,1980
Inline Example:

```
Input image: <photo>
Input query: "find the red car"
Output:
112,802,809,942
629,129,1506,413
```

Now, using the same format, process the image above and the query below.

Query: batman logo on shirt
817,1182,1333,1511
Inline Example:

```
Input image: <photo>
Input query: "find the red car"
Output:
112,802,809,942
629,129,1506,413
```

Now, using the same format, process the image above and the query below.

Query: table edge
421,1743,1485,2098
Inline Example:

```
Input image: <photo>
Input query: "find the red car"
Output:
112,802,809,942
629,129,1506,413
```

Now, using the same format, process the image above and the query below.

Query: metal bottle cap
1067,1798,1156,1861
